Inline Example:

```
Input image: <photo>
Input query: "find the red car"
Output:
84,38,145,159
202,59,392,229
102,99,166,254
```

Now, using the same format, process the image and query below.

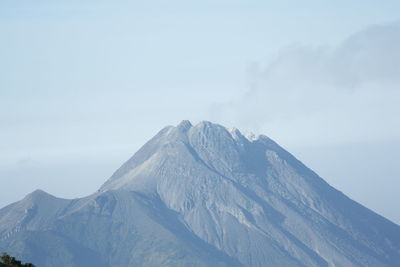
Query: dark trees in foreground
0,253,35,267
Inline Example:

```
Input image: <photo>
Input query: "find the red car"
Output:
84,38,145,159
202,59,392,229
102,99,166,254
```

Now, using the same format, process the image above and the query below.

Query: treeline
0,253,35,267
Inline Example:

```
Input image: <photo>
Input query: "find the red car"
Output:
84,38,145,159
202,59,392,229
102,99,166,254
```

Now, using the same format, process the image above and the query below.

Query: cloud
212,22,400,146
332,23,400,86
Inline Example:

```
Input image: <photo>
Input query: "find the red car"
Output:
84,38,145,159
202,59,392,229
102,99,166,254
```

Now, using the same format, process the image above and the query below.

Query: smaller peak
177,120,192,131
29,189,48,196
24,189,54,201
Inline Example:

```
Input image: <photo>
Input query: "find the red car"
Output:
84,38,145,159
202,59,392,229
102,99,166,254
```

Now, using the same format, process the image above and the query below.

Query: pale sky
1,0,400,224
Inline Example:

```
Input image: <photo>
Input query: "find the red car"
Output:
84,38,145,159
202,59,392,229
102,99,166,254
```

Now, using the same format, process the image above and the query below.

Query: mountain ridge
1,120,399,267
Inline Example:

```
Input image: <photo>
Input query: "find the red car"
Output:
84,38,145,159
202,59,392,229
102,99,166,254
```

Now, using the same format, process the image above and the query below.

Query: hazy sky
1,1,400,223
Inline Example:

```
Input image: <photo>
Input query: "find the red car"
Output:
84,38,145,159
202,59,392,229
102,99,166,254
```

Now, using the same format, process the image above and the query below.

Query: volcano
1,121,399,266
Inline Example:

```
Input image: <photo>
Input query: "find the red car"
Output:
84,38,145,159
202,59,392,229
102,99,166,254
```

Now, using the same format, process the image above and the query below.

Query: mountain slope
1,121,399,266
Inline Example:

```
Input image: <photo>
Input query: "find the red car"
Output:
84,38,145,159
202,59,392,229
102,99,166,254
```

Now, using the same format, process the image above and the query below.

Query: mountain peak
80,121,400,266
24,189,53,201
99,121,257,192
1,120,400,267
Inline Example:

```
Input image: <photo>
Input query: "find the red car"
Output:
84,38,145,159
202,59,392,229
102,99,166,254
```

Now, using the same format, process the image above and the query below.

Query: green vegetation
0,253,35,267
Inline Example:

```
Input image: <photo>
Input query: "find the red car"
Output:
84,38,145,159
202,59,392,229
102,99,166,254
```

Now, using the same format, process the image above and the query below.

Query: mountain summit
1,121,400,267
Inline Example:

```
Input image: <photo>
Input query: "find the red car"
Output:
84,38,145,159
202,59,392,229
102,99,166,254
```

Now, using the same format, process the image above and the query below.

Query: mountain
1,121,399,267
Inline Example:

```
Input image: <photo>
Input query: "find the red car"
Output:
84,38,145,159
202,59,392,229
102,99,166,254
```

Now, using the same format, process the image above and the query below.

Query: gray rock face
1,121,400,266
